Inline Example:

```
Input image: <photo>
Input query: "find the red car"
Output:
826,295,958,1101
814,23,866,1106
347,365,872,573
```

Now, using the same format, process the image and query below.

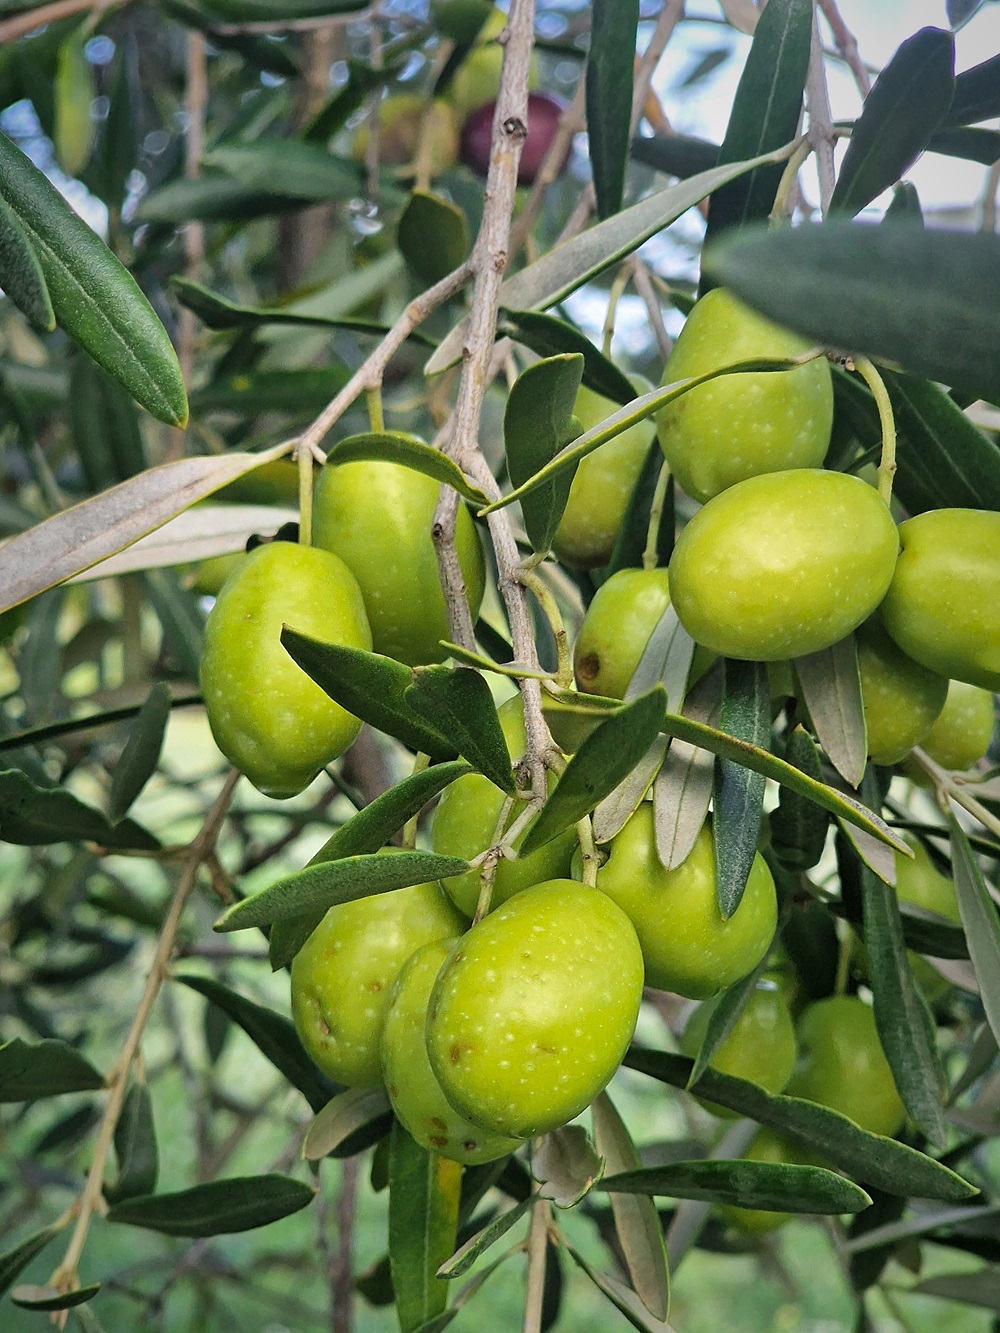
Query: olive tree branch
852,356,897,505
817,0,872,98
911,747,1000,844
49,768,241,1301
805,7,838,216
522,1194,552,1333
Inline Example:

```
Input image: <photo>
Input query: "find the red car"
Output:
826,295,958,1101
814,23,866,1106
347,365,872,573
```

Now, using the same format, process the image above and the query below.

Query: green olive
856,619,948,766
595,805,778,999
918,679,996,771
199,541,371,798
655,289,833,503
714,1129,800,1235
680,980,797,1116
667,469,898,661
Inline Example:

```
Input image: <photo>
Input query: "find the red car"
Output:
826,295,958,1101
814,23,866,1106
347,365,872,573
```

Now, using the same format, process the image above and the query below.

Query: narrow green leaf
425,144,803,374
704,221,1000,401
830,28,955,217
629,132,719,180
0,768,159,851
325,432,488,506
702,0,813,250
927,125,1000,165
652,668,721,871
860,862,947,1145
171,276,434,343
533,1125,604,1209
389,1123,462,1333
108,683,171,824
0,443,291,616
398,190,469,285
438,1199,531,1279
162,0,300,74
405,669,514,793
944,50,1000,125
302,1087,392,1161
214,851,469,933
949,813,1000,1050
587,0,639,219
498,309,635,404
53,28,94,178
106,1175,315,1237
713,659,769,919
591,736,666,845
136,173,308,224
11,1283,100,1311
0,1229,58,1299
770,726,829,872
605,445,671,580
886,370,1000,515
626,604,695,714
142,570,205,684
946,0,986,29
304,56,402,141
686,963,766,1090
0,131,186,425
793,636,867,789
883,181,923,223
600,1159,870,1214
520,687,667,855
0,1037,103,1102
279,630,457,758
174,974,339,1113
843,1201,1000,1255
504,354,584,554
0,192,53,331
592,1093,669,1322
198,0,367,21
908,1269,1000,1312
623,1047,975,1201
69,357,148,492
564,1242,673,1333
190,367,351,417
105,1081,158,1204
202,139,360,200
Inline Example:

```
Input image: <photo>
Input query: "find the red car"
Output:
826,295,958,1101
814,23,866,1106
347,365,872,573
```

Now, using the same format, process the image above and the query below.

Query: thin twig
0,0,114,44
805,10,837,216
48,769,240,1304
521,1195,551,1333
628,256,672,362
817,0,871,98
173,29,208,451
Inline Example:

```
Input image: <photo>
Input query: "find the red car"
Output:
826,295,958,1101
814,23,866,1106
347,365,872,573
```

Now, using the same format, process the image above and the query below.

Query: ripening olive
680,980,797,1116
856,619,948,767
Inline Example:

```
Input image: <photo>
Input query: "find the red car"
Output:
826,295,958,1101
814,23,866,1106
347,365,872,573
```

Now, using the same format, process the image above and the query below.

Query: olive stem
473,793,516,924
517,567,573,689
602,265,633,359
853,356,897,506
911,746,1000,844
48,769,240,1299
642,459,671,571
521,1194,551,1333
833,923,855,998
365,385,385,433
575,815,599,887
768,135,813,224
297,440,314,547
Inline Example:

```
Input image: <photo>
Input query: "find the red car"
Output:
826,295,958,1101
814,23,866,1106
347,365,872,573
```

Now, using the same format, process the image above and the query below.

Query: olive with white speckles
291,881,465,1088
426,880,643,1139
313,459,486,666
655,288,833,503
668,469,899,662
596,806,777,999
381,939,526,1164
199,541,372,799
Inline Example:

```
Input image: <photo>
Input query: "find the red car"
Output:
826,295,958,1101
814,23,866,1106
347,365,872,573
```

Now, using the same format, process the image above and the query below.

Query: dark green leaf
325,432,488,506
860,862,947,1145
908,1268,1000,1312
279,630,457,758
704,221,1000,401
944,51,1000,125
770,727,829,872
438,1198,531,1279
0,1037,103,1102
687,963,766,1090
405,668,513,793
389,1123,461,1332
105,1081,158,1204
171,276,434,343
108,683,171,825
830,28,955,217
949,814,1000,1051
302,1087,392,1160
11,1283,100,1311
927,125,1000,165
587,0,639,219
883,181,923,223
136,174,306,223
599,1159,870,1214
713,659,769,919
591,1094,669,1322
398,190,469,285
605,444,672,580
504,355,585,554
0,131,187,425
214,851,469,933
174,974,339,1114
629,133,719,180
845,1187,908,1292
105,1175,315,1237
623,1047,975,1201
520,687,667,855
198,0,367,20
162,0,300,74
190,367,351,416
141,570,205,683
0,192,53,331
0,1228,58,1298
702,0,813,251
304,56,401,142
498,309,635,404
793,636,867,789
69,358,148,492
0,769,159,851
203,140,361,200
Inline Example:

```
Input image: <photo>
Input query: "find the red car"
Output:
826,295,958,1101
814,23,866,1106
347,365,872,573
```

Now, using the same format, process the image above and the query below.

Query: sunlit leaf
389,1124,461,1332
504,354,584,555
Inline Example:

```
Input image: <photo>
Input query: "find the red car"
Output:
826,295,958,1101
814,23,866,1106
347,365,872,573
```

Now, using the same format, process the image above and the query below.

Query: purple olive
460,92,568,185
